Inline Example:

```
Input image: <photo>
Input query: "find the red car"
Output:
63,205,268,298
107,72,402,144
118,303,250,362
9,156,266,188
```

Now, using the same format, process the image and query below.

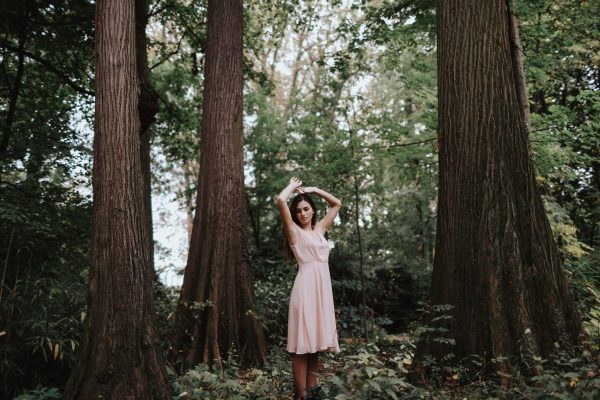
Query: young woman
275,177,342,400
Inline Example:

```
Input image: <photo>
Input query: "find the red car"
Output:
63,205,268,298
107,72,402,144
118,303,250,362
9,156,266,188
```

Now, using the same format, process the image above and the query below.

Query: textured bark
63,1,170,398
508,1,531,127
412,0,586,381
169,0,267,368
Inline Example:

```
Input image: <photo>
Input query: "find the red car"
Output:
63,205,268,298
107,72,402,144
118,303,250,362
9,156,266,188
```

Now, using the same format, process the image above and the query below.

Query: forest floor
171,333,600,399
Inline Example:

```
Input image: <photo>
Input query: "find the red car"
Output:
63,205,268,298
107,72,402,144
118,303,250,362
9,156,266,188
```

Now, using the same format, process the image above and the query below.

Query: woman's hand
288,177,303,190
297,186,317,194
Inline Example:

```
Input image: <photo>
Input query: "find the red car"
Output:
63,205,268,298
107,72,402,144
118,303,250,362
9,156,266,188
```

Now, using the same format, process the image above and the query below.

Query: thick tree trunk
169,0,267,368
63,1,170,398
412,0,585,381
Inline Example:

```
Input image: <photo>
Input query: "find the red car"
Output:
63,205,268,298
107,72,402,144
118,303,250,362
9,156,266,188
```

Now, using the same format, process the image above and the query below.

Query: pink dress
287,227,340,354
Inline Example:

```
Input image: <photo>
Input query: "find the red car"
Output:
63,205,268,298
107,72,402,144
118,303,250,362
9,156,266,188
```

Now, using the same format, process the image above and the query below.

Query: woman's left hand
297,186,317,194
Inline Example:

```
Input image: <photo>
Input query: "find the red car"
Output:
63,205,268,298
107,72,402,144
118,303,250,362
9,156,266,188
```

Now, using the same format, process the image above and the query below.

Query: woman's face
294,200,314,227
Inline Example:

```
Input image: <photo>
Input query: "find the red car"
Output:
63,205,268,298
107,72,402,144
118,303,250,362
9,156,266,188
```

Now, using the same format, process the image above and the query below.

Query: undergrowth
170,332,600,400
15,331,600,399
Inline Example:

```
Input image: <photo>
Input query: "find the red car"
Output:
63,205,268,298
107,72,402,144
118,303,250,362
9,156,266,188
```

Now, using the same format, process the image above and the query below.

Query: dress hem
287,345,340,355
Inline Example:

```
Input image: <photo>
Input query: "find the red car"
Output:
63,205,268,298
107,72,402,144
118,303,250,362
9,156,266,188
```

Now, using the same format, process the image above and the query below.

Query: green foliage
523,349,600,400
173,364,247,400
253,261,295,341
565,250,600,342
0,182,90,398
311,342,423,400
0,0,95,168
520,0,600,246
172,346,294,399
154,281,180,354
14,386,61,400
169,332,600,399
0,1,94,397
543,195,600,343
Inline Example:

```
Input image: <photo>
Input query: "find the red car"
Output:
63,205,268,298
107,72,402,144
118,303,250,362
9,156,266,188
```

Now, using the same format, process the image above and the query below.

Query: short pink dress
287,227,340,354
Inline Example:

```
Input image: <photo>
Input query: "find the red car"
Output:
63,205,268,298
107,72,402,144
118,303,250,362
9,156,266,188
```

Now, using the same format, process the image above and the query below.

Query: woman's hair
284,194,318,260
288,194,318,229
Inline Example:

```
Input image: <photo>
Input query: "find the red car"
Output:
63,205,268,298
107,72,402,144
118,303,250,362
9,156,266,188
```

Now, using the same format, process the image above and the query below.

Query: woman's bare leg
306,352,319,392
292,354,308,399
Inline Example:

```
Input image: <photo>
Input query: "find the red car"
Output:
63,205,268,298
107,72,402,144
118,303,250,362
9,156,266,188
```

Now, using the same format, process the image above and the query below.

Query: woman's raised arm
275,177,302,245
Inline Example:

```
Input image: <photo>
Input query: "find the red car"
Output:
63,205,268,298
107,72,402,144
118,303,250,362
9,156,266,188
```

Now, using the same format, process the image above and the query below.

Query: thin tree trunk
246,195,262,253
135,0,159,273
63,1,170,398
284,19,310,112
0,28,27,161
347,125,368,342
182,160,197,242
353,178,368,342
169,0,267,369
412,0,585,382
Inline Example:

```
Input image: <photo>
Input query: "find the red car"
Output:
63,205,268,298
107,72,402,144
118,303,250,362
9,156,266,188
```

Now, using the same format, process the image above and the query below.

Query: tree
169,0,267,368
63,0,170,397
412,0,587,380
136,0,159,272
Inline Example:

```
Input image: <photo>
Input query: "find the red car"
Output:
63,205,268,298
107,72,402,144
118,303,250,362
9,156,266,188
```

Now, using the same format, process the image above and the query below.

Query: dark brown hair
284,194,318,260
289,194,318,229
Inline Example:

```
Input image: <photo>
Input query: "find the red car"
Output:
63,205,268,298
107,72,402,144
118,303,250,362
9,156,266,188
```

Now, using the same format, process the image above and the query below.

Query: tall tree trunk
63,1,170,398
412,0,585,381
183,160,197,242
135,0,159,273
0,25,27,162
169,0,267,368
246,195,262,253
347,126,369,342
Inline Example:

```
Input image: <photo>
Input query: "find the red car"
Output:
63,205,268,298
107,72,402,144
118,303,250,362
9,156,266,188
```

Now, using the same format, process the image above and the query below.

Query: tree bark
411,0,586,381
508,1,531,127
169,0,267,369
63,0,170,398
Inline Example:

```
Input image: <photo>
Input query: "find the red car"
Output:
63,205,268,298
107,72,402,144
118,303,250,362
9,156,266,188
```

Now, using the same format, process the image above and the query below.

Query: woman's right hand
289,177,302,190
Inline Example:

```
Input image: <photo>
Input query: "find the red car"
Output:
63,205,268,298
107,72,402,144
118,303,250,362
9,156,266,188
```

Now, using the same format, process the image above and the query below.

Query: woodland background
0,0,599,398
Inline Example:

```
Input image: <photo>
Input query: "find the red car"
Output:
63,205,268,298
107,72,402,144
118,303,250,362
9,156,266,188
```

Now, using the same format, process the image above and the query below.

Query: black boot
305,386,320,400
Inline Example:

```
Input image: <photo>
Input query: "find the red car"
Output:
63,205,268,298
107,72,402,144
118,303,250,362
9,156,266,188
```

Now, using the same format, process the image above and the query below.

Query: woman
275,177,342,400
